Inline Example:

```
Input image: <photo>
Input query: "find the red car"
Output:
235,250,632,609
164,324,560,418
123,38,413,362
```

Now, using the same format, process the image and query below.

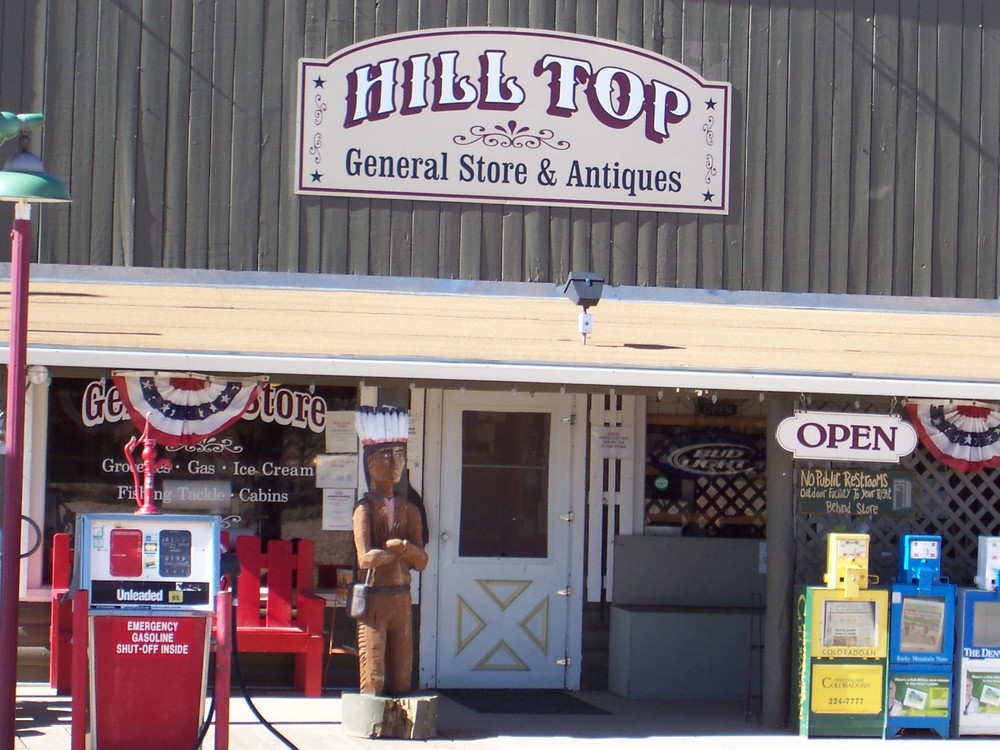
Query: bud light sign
651,430,765,479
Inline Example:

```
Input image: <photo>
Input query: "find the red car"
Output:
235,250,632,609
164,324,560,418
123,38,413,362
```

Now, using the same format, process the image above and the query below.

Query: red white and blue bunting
904,399,1000,474
111,371,263,447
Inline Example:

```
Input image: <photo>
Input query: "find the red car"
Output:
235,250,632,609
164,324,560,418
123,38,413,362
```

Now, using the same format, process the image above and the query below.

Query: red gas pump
72,512,225,750
68,423,231,750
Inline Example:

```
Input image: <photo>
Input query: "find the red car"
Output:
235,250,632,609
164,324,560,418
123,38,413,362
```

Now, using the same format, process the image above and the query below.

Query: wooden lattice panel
645,470,766,538
794,408,1000,586
693,474,767,537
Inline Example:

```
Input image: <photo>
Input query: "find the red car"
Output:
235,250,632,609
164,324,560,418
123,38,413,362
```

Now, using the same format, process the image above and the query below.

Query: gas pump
74,512,220,750
885,534,955,738
62,419,231,750
954,535,1000,736
793,533,889,737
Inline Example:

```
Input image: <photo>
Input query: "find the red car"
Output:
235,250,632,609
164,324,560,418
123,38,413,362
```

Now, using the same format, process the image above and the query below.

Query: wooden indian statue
352,406,428,695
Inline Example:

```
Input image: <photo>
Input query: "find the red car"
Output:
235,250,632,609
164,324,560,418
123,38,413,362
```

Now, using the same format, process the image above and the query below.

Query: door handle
440,532,449,542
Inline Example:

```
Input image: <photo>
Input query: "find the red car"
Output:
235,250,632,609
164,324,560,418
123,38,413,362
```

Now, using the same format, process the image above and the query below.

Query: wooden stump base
341,692,439,739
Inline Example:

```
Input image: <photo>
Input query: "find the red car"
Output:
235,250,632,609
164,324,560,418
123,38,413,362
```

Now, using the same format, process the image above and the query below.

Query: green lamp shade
0,170,69,202
0,149,69,202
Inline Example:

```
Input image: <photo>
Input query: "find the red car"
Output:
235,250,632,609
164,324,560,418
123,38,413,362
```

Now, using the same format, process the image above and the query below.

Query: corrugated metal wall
1,0,998,297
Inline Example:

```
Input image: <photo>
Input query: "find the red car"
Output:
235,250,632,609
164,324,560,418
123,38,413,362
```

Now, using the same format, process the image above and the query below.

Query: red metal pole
71,589,88,750
214,588,232,750
0,203,31,747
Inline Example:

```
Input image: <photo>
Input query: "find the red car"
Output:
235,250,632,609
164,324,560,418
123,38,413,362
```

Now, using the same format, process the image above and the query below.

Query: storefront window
645,422,767,538
42,376,356,583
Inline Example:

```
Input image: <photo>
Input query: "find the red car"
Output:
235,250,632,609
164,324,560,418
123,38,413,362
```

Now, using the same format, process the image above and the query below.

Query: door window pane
459,411,550,558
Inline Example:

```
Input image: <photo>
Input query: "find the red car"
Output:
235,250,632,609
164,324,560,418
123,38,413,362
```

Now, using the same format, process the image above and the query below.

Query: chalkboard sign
796,467,916,516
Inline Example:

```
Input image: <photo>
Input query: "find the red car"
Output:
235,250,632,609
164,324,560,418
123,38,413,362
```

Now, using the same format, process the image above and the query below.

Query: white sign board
322,488,356,531
776,411,918,463
315,453,360,488
592,424,634,460
297,27,731,214
324,410,358,454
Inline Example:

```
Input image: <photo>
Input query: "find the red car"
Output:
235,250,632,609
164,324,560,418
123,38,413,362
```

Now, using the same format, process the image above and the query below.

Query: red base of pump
70,590,232,750
92,614,209,749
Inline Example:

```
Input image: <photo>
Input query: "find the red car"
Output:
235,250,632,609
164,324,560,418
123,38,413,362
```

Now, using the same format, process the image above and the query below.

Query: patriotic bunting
904,399,1000,474
111,371,264,447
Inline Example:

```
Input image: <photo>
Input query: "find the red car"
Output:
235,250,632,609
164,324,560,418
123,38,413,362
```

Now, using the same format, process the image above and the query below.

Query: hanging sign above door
776,411,918,463
296,27,731,214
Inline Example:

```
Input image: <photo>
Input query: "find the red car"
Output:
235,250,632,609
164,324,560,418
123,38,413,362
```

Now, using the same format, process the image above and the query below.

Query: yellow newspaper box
794,533,889,737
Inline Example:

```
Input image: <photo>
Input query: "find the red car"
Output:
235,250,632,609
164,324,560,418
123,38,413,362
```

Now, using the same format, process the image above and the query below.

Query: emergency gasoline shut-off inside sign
296,27,731,214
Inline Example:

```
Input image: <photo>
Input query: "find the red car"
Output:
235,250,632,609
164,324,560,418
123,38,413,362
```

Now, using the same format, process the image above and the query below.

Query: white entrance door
434,391,576,688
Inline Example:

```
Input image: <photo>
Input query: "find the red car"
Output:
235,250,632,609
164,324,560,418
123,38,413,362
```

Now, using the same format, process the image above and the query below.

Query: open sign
777,411,918,463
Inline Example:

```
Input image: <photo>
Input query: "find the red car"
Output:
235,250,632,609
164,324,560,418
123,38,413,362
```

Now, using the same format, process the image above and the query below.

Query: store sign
650,430,764,478
796,467,916,516
695,398,738,418
296,27,731,214
82,379,327,433
777,411,918,463
60,378,336,513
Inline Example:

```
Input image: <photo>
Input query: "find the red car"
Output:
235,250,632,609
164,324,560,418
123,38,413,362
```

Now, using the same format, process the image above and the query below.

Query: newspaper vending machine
885,534,955,738
954,535,1000,736
793,533,889,737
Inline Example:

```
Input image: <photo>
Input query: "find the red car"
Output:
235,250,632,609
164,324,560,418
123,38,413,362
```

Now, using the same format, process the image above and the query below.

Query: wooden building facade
2,0,999,297
4,0,1000,731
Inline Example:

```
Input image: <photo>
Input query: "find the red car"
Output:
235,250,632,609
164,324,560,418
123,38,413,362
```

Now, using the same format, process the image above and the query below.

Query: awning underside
2,264,999,400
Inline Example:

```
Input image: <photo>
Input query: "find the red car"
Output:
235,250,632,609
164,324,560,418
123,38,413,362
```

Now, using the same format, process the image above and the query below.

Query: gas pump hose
193,695,216,749
193,557,303,750
229,602,301,750
215,552,299,750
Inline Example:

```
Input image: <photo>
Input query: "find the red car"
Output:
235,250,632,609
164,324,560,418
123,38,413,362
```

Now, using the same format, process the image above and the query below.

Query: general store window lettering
43,377,357,584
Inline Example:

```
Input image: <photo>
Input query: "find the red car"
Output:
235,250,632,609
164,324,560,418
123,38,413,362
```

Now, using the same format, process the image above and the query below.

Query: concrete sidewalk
13,682,985,749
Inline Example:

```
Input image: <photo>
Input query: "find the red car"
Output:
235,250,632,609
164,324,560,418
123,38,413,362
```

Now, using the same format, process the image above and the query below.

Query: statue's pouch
348,568,374,618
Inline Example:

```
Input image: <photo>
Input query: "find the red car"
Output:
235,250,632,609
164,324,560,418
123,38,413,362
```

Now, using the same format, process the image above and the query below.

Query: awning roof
2,264,999,400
